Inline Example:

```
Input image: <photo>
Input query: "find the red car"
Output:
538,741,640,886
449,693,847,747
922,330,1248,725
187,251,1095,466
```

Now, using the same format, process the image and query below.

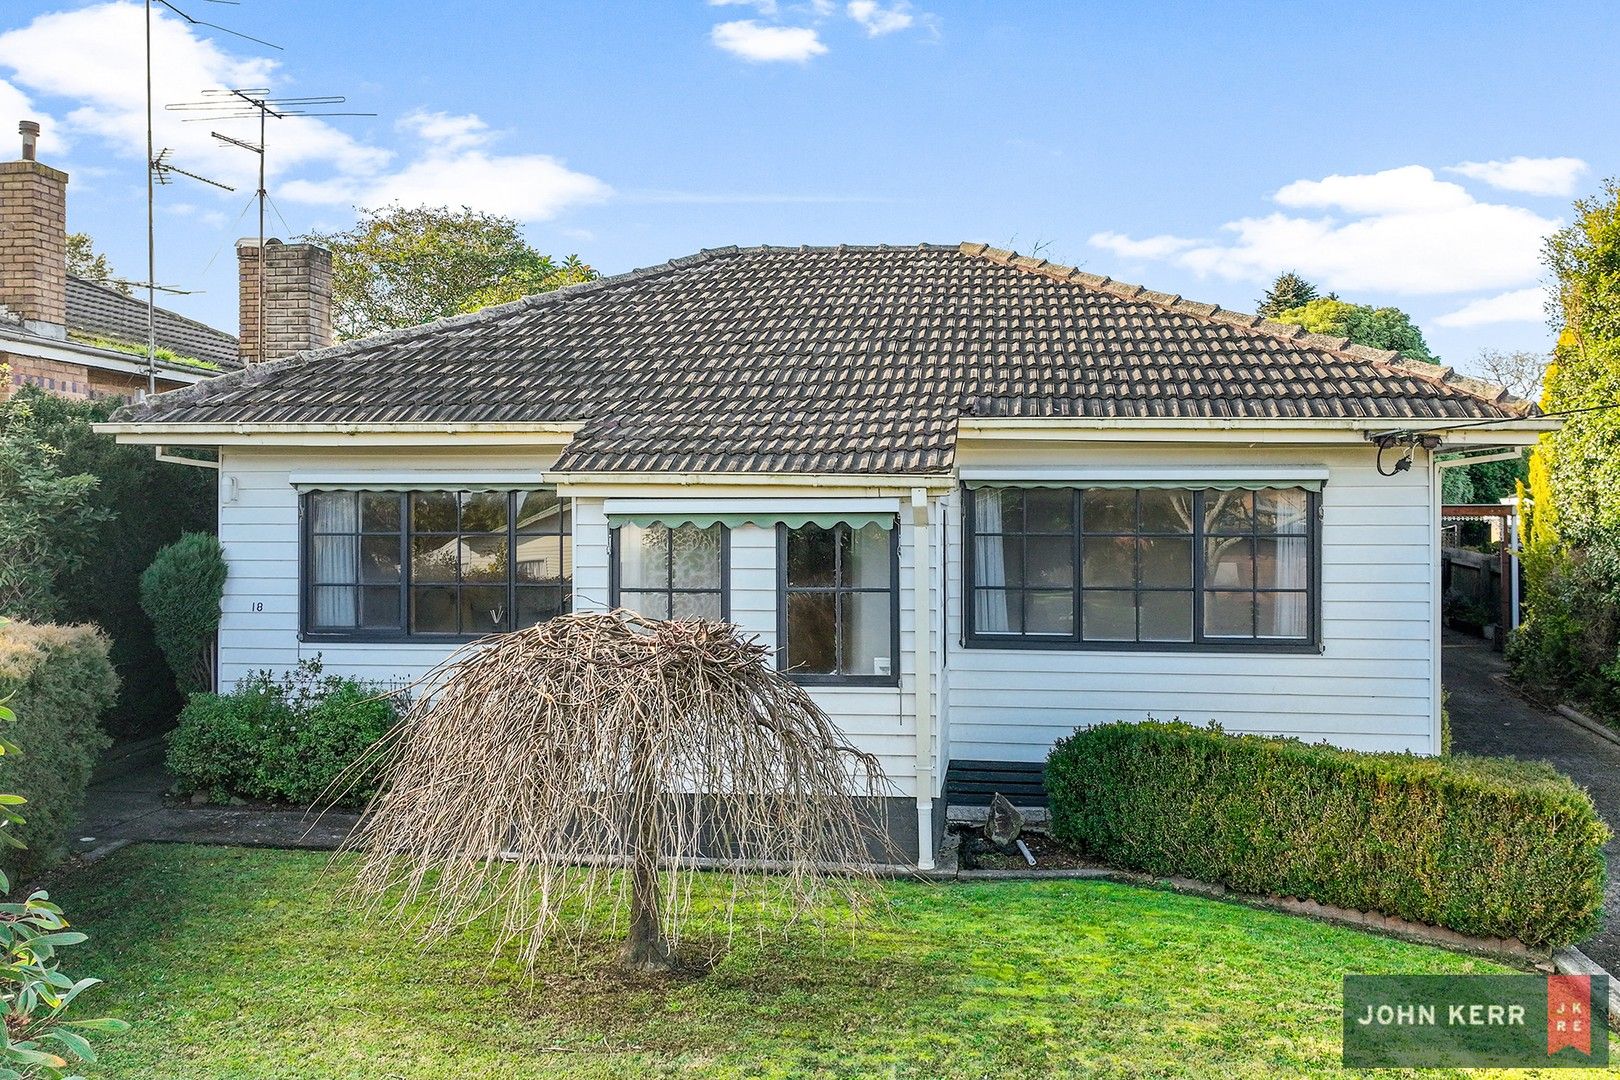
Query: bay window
965,485,1317,650
302,488,571,640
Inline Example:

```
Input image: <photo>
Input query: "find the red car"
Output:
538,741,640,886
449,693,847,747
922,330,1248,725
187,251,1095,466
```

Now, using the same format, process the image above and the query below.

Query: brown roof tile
114,243,1533,474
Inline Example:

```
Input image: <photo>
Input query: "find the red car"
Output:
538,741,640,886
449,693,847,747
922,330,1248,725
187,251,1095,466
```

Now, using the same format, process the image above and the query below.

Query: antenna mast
169,90,372,364
142,0,278,394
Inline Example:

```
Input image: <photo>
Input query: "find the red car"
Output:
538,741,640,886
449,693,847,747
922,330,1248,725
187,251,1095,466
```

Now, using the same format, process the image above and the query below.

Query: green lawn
48,844,1563,1078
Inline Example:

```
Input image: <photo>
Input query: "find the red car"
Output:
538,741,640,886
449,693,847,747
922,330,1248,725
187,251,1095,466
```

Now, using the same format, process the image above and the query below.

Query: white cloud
847,0,914,36
711,19,826,62
1433,287,1548,328
1448,156,1588,197
1088,231,1197,260
0,76,67,157
1090,164,1560,298
398,110,491,153
0,3,608,225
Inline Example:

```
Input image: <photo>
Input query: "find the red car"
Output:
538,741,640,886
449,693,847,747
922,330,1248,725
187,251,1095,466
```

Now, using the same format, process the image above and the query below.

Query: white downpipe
911,487,935,870
1430,450,1444,755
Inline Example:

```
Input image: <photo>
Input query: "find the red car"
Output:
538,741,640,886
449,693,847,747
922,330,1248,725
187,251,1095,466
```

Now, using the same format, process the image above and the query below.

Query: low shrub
168,659,397,806
140,532,227,697
1047,720,1609,949
0,621,118,879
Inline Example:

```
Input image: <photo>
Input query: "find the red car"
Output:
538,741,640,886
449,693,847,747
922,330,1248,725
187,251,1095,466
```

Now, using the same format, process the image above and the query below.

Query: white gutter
95,421,585,448
958,417,1557,446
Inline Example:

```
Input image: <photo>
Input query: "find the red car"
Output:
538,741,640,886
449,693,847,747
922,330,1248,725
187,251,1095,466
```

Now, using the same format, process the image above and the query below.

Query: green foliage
0,396,108,623
1255,271,1319,318
67,335,218,372
138,534,226,698
1046,721,1609,948
0,623,117,881
1273,297,1439,364
306,204,597,340
65,232,125,295
167,659,397,806
0,639,128,1078
5,389,216,736
1513,180,1620,705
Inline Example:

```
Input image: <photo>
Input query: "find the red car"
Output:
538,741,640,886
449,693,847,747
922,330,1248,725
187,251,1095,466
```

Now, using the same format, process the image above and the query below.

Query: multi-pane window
779,522,898,683
966,485,1316,649
303,489,571,639
612,523,728,620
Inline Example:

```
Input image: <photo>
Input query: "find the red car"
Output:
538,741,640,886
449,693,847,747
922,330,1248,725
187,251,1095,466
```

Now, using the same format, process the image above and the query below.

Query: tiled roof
67,276,240,369
114,243,1532,474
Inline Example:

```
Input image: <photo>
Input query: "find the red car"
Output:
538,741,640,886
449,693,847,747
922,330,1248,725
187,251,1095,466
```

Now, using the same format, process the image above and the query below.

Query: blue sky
1,0,1615,371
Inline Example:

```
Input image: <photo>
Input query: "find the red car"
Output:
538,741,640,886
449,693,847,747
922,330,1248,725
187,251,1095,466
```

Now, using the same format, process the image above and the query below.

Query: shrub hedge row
168,659,397,807
0,621,117,878
1047,721,1609,949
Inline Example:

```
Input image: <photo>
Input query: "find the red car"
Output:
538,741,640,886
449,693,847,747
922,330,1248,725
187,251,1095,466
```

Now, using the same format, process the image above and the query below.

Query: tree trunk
619,733,673,973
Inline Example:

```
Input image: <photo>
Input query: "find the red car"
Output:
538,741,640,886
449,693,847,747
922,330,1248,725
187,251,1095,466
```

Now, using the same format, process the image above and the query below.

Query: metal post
256,105,265,366
144,0,156,396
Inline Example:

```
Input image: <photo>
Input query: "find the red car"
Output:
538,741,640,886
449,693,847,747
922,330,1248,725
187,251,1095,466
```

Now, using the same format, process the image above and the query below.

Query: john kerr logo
1343,974,1609,1068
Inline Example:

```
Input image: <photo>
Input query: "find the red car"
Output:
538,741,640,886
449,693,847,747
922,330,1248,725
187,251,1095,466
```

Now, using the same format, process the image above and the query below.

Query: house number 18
251,602,264,612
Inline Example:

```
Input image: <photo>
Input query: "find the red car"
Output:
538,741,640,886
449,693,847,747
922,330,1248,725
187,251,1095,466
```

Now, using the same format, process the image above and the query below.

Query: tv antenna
142,0,281,394
167,88,374,365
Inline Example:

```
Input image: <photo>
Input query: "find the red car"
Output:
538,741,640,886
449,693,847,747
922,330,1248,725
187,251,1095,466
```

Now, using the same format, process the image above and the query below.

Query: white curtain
1269,489,1309,637
311,493,358,628
973,492,1011,632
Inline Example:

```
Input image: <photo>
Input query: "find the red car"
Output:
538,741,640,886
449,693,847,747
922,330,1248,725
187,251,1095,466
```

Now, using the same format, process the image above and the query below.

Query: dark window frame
299,488,572,644
962,484,1322,653
776,521,902,687
609,522,732,621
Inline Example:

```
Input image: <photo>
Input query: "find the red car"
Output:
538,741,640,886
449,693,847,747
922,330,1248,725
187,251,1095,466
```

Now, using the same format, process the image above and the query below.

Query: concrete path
73,738,358,854
1443,629,1620,971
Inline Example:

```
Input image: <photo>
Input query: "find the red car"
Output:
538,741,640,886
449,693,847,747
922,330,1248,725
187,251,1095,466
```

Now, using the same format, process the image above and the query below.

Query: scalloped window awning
603,498,900,531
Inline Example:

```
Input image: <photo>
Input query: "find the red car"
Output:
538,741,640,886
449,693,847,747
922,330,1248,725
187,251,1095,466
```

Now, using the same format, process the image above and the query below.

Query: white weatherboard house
102,243,1552,868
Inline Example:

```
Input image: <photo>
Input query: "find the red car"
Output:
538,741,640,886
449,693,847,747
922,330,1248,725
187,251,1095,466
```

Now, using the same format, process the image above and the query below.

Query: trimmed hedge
0,622,117,878
168,659,397,807
1047,721,1609,949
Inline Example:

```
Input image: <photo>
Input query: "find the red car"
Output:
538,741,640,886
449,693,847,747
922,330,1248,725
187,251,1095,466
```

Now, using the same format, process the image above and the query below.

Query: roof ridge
112,246,754,419
958,242,1536,418
68,274,239,346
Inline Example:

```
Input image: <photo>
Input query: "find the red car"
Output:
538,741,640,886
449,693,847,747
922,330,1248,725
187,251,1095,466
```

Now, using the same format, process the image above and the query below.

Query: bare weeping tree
340,611,894,973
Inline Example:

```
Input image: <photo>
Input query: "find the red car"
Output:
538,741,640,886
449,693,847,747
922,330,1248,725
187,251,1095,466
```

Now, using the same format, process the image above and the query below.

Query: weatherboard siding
942,441,1439,761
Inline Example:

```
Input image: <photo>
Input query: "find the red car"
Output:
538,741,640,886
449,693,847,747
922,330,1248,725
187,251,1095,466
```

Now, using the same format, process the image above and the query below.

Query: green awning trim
963,479,1324,492
610,511,898,530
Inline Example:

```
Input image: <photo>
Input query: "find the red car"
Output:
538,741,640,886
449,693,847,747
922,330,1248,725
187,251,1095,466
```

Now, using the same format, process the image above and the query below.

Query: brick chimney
236,237,333,364
0,120,67,335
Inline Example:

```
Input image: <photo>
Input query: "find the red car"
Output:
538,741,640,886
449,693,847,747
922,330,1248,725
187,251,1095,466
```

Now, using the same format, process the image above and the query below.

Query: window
778,521,899,684
965,485,1317,650
612,523,728,619
302,489,571,640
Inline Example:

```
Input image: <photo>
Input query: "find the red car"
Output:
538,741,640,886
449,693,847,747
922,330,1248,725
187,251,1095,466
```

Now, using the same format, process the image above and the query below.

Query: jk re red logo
1549,975,1591,1056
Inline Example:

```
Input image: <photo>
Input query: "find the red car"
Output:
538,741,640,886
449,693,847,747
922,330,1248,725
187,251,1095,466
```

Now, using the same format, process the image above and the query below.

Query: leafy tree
140,533,227,696
2,388,215,735
1273,297,1439,364
1535,178,1620,540
305,205,597,340
1256,271,1319,318
65,233,126,294
0,392,108,622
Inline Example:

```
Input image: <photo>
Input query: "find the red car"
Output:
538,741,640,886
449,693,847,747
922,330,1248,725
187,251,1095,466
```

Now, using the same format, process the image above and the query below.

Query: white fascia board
959,464,1331,484
603,496,901,517
94,422,585,447
558,473,956,496
0,329,215,383
290,469,547,488
957,417,1558,444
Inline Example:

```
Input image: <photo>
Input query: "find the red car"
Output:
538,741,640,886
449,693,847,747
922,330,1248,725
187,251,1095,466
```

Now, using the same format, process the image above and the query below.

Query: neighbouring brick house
0,119,333,401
